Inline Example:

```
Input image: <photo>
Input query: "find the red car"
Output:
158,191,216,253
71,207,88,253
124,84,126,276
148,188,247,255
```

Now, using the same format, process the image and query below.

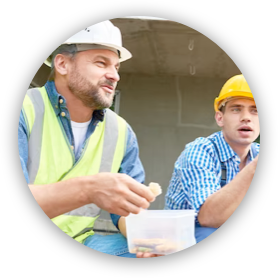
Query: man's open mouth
238,126,253,132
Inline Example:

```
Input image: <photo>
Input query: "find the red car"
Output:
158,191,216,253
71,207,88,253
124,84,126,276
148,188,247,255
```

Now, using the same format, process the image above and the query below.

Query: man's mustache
99,79,115,88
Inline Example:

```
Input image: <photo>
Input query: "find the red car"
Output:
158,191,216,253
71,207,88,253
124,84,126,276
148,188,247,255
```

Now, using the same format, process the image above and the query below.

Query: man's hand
87,173,155,216
136,252,164,258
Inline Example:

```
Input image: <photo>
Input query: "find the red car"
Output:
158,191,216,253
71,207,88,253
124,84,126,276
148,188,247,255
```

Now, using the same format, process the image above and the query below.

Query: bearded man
18,20,155,257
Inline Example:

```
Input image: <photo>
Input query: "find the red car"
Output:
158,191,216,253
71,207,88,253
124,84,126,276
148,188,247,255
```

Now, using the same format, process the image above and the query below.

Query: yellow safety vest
22,87,127,243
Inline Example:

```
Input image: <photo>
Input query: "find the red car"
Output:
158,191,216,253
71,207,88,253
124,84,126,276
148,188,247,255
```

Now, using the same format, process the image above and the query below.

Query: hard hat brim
214,91,254,112
44,42,132,67
92,42,132,62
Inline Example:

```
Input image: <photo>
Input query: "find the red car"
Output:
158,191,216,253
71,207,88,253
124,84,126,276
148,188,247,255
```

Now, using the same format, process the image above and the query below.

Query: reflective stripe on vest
23,87,127,242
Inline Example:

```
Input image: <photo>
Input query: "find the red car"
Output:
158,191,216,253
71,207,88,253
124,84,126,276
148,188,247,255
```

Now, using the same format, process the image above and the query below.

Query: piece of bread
149,182,162,197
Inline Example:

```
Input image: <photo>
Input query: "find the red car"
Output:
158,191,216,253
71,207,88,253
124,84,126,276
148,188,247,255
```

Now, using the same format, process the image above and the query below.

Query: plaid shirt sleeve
165,137,221,215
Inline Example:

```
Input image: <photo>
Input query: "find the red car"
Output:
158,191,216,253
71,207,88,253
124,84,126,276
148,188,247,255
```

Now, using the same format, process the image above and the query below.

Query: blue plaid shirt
165,131,259,221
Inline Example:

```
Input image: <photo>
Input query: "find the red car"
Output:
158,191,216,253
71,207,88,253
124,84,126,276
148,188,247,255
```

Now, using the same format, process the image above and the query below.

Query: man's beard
68,69,115,110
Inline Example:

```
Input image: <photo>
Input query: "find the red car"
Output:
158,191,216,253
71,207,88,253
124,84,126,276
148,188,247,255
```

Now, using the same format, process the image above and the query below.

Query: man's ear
54,54,71,76
215,111,224,127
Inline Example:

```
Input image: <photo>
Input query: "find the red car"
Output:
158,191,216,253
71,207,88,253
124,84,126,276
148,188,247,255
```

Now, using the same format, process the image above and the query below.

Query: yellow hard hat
214,74,253,112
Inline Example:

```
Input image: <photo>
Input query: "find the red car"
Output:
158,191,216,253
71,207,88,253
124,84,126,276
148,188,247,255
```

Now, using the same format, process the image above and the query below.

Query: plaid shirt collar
215,131,236,162
44,80,105,122
210,131,254,163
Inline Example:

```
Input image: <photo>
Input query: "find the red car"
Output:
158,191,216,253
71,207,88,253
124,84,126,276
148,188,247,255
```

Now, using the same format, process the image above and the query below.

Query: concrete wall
117,74,227,209
29,18,242,217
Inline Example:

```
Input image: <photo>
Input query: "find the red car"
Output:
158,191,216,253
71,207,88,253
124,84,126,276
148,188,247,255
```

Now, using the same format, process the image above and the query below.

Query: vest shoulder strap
207,138,227,187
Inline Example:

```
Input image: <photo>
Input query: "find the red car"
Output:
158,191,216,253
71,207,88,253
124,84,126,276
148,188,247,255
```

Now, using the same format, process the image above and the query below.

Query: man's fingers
113,208,130,217
127,180,155,202
125,190,151,210
120,200,145,215
92,173,157,215
136,252,159,258
115,204,145,216
108,196,146,215
136,252,144,258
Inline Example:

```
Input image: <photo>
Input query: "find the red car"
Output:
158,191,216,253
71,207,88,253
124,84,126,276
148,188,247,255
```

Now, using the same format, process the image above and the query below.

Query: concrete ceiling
31,18,241,87
111,18,240,78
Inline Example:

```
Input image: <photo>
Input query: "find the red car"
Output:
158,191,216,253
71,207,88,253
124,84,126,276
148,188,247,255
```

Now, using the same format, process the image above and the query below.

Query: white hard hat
45,20,132,66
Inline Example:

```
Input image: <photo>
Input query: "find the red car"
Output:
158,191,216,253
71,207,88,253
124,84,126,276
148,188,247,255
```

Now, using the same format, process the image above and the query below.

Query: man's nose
241,110,251,122
105,67,120,82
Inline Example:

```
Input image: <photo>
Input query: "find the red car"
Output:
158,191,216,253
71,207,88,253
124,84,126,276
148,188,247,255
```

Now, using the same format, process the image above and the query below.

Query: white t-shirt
71,119,91,156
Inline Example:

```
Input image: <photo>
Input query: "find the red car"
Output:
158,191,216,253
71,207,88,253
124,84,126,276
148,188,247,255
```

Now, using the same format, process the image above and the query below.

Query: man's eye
251,109,258,114
232,108,240,112
97,61,105,66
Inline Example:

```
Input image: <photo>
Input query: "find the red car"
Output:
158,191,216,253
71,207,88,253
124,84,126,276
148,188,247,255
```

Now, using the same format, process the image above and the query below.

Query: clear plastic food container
126,210,196,255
